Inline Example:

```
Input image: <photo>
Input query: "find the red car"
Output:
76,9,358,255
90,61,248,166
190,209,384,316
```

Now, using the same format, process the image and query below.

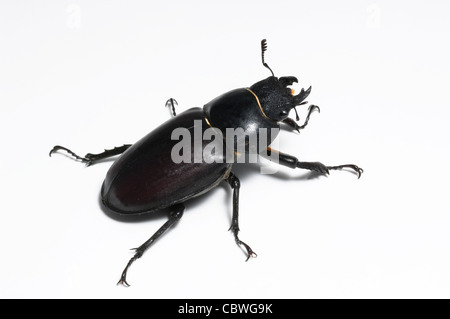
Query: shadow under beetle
50,39,363,286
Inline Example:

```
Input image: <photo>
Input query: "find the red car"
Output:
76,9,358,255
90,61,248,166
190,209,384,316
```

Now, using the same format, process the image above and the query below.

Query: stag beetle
50,39,363,286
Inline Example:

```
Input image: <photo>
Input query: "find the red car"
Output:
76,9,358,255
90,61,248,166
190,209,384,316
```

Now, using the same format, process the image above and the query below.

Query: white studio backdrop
1,1,450,298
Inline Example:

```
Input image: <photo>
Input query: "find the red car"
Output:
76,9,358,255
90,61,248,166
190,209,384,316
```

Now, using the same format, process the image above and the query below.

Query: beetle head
249,76,311,122
254,40,312,122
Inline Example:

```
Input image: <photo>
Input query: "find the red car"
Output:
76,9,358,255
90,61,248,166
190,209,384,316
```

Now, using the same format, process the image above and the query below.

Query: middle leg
225,172,257,261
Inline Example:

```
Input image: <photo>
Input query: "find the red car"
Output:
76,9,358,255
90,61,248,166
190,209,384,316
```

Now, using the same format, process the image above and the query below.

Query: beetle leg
326,164,364,178
281,104,320,133
264,148,363,178
117,204,185,287
297,104,320,130
225,172,257,261
282,117,301,133
49,144,132,166
296,161,363,178
165,98,178,117
83,145,132,166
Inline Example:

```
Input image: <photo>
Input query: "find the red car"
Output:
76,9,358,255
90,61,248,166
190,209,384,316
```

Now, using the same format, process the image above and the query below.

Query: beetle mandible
50,39,363,286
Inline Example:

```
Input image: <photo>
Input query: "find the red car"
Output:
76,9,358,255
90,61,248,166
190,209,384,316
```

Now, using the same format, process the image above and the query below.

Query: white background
1,0,450,298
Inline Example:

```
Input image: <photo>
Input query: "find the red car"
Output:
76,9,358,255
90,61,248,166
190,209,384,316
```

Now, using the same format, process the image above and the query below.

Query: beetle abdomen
101,107,231,215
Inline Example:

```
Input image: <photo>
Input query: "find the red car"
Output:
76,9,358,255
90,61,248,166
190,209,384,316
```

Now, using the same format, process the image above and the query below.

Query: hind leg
117,203,185,287
49,144,132,166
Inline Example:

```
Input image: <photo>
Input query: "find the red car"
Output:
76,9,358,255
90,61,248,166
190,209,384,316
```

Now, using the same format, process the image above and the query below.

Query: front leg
282,105,320,133
265,147,363,178
282,117,301,133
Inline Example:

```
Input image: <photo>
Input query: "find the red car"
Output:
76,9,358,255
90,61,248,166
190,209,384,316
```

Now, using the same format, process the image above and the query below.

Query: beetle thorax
203,88,280,153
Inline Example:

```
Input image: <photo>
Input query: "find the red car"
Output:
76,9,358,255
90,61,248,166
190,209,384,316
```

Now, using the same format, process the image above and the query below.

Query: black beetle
50,39,363,286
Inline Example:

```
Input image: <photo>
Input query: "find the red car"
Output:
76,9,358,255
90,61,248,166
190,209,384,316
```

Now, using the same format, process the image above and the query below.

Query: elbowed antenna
261,39,275,77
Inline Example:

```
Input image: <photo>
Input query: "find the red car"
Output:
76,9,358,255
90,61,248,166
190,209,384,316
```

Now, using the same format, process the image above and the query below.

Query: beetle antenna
261,39,274,77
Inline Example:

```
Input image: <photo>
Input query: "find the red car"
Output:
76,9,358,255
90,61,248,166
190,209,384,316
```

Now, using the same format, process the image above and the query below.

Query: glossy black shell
102,87,279,215
101,108,231,215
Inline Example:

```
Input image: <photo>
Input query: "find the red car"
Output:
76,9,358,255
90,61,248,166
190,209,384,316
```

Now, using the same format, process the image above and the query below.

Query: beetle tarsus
117,274,131,287
230,225,257,261
327,164,364,179
296,104,320,131
297,161,364,178
296,161,364,178
267,151,364,179
237,238,258,261
165,98,178,117
282,104,320,133
117,278,130,287
117,252,142,287
49,145,91,164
